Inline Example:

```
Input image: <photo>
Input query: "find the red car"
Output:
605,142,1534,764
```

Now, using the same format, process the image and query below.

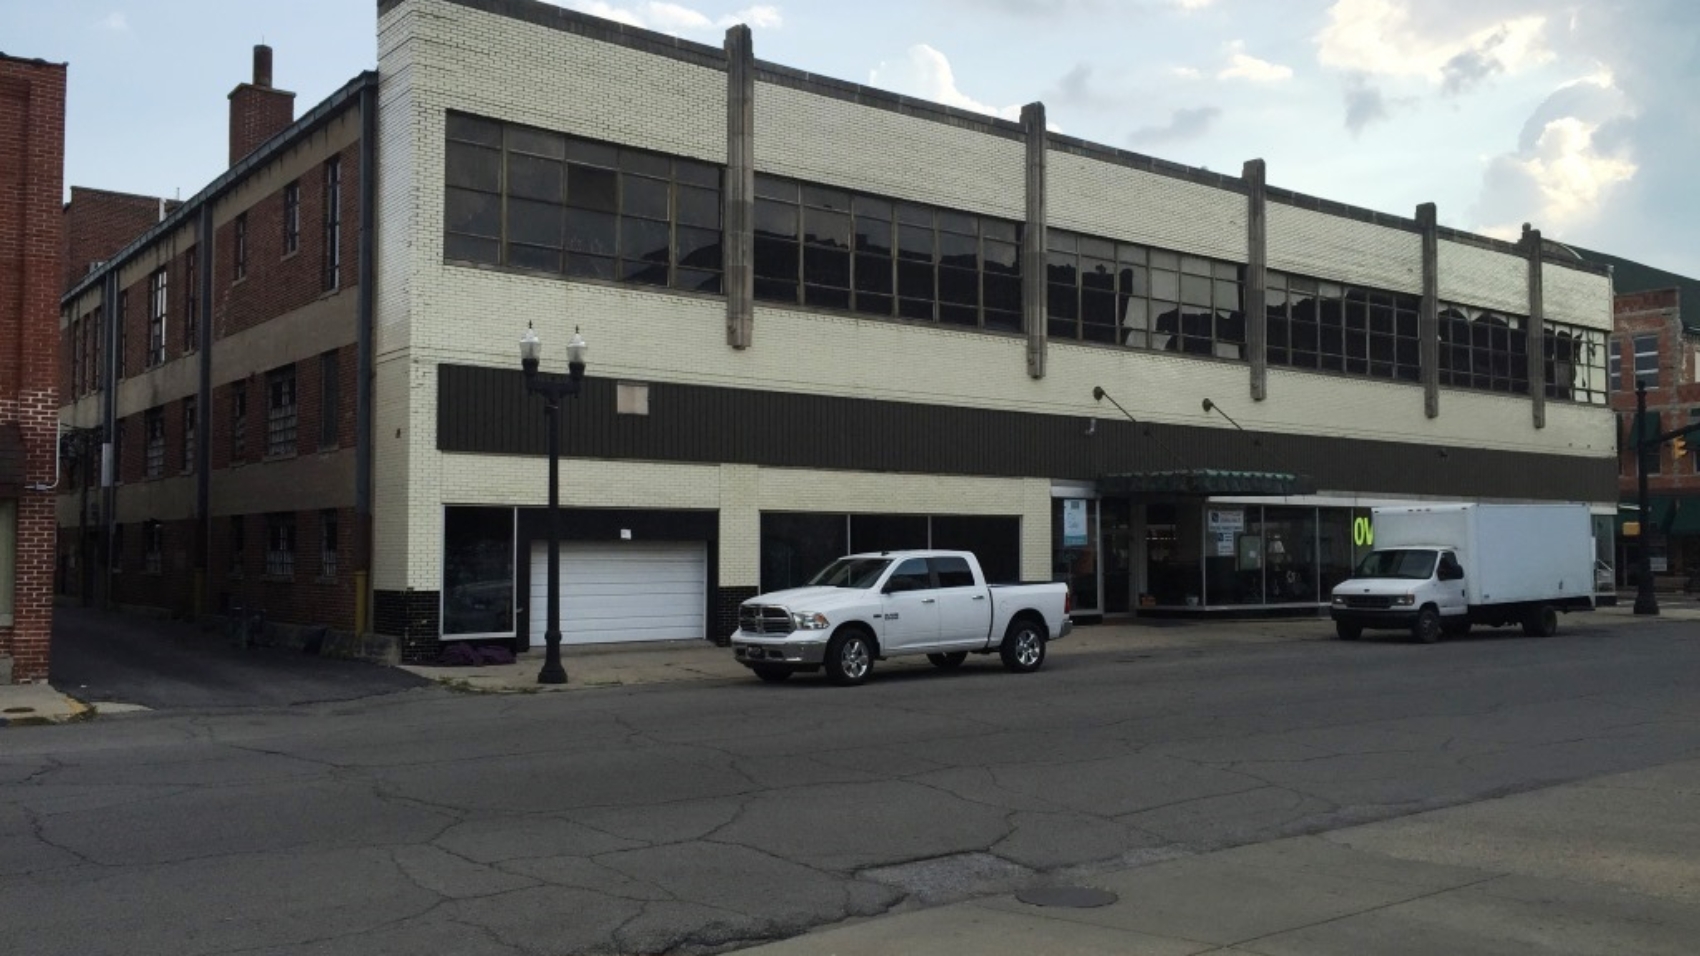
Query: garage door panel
528,541,707,645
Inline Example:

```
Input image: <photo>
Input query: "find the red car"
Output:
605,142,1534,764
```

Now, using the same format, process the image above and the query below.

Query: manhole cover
1016,885,1118,908
3,706,37,714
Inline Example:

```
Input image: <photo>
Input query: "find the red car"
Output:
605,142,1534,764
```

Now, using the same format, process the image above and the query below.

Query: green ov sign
1353,516,1374,548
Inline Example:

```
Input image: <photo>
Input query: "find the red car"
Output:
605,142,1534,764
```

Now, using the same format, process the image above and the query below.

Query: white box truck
1330,503,1595,643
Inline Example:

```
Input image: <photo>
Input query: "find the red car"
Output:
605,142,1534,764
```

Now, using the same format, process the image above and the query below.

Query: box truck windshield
1355,549,1438,581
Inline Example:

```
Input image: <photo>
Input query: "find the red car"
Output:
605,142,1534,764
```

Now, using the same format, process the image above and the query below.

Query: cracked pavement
5,617,1700,955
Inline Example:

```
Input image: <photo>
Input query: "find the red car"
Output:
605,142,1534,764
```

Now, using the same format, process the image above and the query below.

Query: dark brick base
713,586,758,646
374,589,442,663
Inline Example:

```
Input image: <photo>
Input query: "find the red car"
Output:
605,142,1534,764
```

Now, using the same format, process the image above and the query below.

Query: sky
5,0,1695,277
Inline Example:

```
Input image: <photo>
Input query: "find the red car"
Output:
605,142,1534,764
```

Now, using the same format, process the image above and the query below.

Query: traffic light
1675,435,1690,463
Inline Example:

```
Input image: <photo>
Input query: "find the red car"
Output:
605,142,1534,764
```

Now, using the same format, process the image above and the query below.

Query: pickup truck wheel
1411,607,1443,644
927,652,968,670
1522,605,1559,637
1335,622,1362,641
1000,620,1047,673
751,664,793,683
825,630,874,686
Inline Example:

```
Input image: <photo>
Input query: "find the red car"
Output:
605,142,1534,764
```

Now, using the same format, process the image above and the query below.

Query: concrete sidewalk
6,599,1688,722
397,616,1336,693
733,757,1700,955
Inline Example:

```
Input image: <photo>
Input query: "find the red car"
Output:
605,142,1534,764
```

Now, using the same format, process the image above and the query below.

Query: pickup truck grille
739,604,792,634
1342,595,1394,610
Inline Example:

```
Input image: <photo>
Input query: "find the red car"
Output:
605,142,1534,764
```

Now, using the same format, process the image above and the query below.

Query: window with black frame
1544,320,1607,404
443,112,722,294
443,507,515,636
1267,273,1420,381
1438,303,1528,394
752,174,1022,332
1048,230,1246,359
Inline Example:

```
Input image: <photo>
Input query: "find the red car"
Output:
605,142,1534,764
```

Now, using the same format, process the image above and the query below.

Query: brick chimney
228,44,295,166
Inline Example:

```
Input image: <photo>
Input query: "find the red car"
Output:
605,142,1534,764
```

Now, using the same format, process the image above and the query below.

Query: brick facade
57,53,369,644
1,55,66,682
62,187,177,293
1610,288,1699,576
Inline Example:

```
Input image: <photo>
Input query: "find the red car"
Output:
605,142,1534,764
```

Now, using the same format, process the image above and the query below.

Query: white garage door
527,541,707,645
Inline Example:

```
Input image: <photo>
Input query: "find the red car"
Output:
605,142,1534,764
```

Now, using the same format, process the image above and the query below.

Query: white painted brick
1268,204,1421,294
1048,150,1245,262
1544,262,1612,330
1438,240,1527,314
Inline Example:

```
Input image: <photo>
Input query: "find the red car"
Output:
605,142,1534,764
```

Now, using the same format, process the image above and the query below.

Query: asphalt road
49,606,429,710
6,616,1700,956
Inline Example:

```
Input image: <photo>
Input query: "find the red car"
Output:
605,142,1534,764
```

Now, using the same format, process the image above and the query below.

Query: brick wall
1611,290,1700,488
62,187,175,293
229,85,295,166
0,55,66,682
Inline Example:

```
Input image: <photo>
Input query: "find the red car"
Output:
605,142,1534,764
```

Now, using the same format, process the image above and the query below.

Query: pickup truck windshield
1353,549,1438,580
806,557,893,589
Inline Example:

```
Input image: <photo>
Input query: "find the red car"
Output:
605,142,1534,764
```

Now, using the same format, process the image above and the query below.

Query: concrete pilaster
724,25,755,350
1021,102,1047,380
1417,203,1439,419
1243,159,1268,402
1522,224,1546,429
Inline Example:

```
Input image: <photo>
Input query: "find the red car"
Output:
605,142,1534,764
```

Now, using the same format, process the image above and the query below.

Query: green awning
1099,469,1317,496
1619,496,1700,536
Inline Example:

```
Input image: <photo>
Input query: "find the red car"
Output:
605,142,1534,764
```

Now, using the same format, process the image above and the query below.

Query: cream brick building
353,0,1618,659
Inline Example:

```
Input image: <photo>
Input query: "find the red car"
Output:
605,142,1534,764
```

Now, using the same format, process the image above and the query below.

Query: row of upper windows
438,111,1608,405
94,355,340,487
107,511,339,581
67,156,347,397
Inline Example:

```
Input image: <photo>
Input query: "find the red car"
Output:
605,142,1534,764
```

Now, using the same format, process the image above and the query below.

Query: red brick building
1,53,66,683
58,47,377,656
1591,253,1700,583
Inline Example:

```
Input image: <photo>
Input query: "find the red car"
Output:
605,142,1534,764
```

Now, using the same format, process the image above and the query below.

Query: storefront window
932,515,1020,584
1316,507,1356,599
1264,506,1319,603
850,514,929,554
1052,498,1099,611
761,513,848,592
1145,501,1203,606
1205,505,1262,605
442,506,516,635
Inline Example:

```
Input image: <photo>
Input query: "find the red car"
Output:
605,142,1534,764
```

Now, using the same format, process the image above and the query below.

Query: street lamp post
520,323,588,684
1634,378,1658,616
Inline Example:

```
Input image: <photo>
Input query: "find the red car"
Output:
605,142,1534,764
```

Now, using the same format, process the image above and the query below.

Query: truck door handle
921,598,936,604
972,595,986,601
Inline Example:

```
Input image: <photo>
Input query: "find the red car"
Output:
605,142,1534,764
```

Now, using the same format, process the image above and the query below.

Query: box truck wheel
1411,607,1442,644
1522,605,1558,638
1335,622,1362,641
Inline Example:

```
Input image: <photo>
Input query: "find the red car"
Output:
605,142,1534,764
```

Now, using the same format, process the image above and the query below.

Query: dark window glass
754,200,797,239
447,113,502,146
804,286,850,310
850,514,929,553
938,231,977,270
754,236,799,282
897,259,934,300
675,159,718,187
564,138,617,167
803,208,851,248
801,184,849,211
675,226,722,271
855,216,892,255
804,246,850,289
754,175,797,201
508,153,562,201
564,210,616,258
761,513,848,593
676,185,719,228
566,164,618,212
854,255,893,295
446,189,501,238
895,203,932,227
984,274,1021,313
506,198,563,248
443,506,515,636
897,224,934,262
445,142,501,190
618,148,669,177
897,297,934,321
621,175,670,220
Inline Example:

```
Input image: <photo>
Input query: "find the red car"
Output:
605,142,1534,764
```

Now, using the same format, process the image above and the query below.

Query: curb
0,695,92,727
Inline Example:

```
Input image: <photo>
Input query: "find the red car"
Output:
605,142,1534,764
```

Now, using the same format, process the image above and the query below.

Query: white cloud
1171,0,1216,8
1217,41,1292,83
563,1,781,33
94,11,128,31
869,44,1030,123
1315,0,1551,83
1476,116,1635,238
1172,66,1203,81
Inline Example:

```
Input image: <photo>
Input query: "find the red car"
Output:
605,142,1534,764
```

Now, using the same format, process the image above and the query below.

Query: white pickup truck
730,550,1073,686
